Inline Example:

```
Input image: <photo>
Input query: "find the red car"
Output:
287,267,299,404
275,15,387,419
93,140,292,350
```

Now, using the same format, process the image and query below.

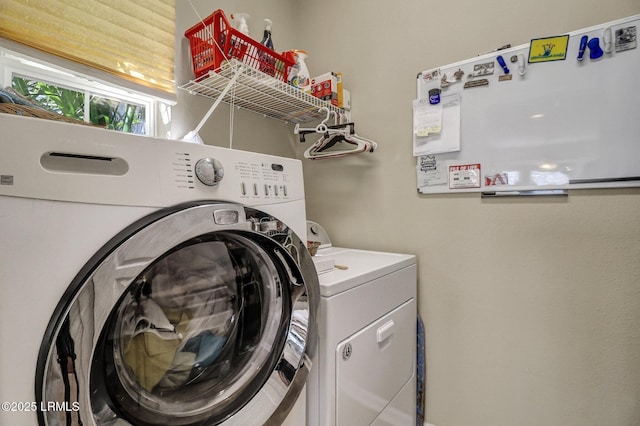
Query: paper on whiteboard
417,155,447,188
413,93,461,156
413,99,442,137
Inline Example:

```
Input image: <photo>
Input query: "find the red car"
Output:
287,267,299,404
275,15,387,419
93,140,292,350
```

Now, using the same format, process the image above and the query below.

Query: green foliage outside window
12,76,146,134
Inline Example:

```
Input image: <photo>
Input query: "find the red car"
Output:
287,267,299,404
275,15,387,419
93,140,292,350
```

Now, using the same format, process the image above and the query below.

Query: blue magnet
577,35,588,61
428,88,441,105
496,55,510,74
588,37,604,60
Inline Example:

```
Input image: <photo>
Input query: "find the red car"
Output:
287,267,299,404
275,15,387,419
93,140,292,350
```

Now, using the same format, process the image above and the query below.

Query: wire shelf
179,59,344,124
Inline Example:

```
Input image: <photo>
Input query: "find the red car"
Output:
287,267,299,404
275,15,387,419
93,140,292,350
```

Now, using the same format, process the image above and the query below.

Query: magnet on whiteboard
588,37,604,59
603,27,613,53
429,88,441,104
577,35,588,61
517,54,526,75
496,55,510,74
615,26,637,52
463,79,489,89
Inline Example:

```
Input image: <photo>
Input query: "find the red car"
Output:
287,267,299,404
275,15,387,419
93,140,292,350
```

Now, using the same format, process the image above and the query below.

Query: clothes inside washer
124,329,182,392
123,301,233,392
120,241,237,393
155,331,228,389
123,298,188,392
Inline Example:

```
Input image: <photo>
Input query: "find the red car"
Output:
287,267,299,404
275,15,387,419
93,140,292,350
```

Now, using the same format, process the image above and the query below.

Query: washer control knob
195,158,224,186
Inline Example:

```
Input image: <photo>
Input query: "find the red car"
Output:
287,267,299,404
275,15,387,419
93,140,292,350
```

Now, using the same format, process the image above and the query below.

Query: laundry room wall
174,2,640,425
174,0,297,157
292,2,640,426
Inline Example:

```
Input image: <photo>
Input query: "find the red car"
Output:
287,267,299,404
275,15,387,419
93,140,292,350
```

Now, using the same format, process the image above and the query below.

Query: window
0,47,173,138
0,0,175,137
12,75,147,134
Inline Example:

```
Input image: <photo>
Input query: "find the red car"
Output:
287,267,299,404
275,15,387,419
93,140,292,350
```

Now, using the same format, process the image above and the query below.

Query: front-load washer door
36,202,318,426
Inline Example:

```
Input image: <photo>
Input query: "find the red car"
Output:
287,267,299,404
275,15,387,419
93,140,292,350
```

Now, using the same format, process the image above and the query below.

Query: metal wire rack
179,59,345,124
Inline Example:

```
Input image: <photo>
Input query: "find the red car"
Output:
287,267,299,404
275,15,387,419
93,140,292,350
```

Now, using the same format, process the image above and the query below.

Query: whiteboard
416,14,640,194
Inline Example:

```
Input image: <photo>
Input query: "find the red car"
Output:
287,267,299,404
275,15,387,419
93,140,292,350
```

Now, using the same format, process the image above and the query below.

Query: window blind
0,0,175,94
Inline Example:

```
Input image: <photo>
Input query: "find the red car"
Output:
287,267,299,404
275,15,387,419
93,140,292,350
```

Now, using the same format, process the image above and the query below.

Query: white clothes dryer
0,114,318,426
305,222,417,426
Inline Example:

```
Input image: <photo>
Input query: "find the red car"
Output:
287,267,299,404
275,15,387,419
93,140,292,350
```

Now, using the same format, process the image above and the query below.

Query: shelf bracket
189,66,243,137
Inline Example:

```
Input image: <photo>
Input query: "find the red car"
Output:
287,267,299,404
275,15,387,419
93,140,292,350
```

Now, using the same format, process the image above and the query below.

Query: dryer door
36,202,318,426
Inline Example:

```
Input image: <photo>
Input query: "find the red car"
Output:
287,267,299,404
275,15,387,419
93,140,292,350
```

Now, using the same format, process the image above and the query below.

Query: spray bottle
288,50,310,92
230,12,250,35
260,19,274,50
258,19,276,75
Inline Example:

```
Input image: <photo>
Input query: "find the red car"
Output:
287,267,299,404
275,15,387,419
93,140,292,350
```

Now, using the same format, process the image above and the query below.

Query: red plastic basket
185,9,293,82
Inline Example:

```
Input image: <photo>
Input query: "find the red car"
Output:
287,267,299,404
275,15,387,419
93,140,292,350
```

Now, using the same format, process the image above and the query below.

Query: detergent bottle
290,50,310,92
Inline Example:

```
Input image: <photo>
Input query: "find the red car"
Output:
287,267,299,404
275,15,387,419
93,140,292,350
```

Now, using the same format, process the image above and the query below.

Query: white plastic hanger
295,108,378,160
293,107,335,140
304,125,377,159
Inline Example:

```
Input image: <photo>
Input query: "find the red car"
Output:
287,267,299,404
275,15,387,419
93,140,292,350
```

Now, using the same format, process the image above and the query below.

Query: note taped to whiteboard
449,164,481,189
417,155,448,187
413,99,442,137
413,93,461,156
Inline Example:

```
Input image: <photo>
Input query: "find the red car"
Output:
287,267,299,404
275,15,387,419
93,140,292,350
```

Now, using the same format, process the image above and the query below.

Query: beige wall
176,1,640,425
296,1,640,425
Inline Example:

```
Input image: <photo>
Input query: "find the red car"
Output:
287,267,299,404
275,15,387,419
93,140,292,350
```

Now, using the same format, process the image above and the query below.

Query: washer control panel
163,144,303,205
0,114,304,208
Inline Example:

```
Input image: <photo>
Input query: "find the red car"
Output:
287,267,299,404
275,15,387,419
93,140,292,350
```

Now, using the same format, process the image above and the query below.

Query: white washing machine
0,114,319,426
305,222,417,426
